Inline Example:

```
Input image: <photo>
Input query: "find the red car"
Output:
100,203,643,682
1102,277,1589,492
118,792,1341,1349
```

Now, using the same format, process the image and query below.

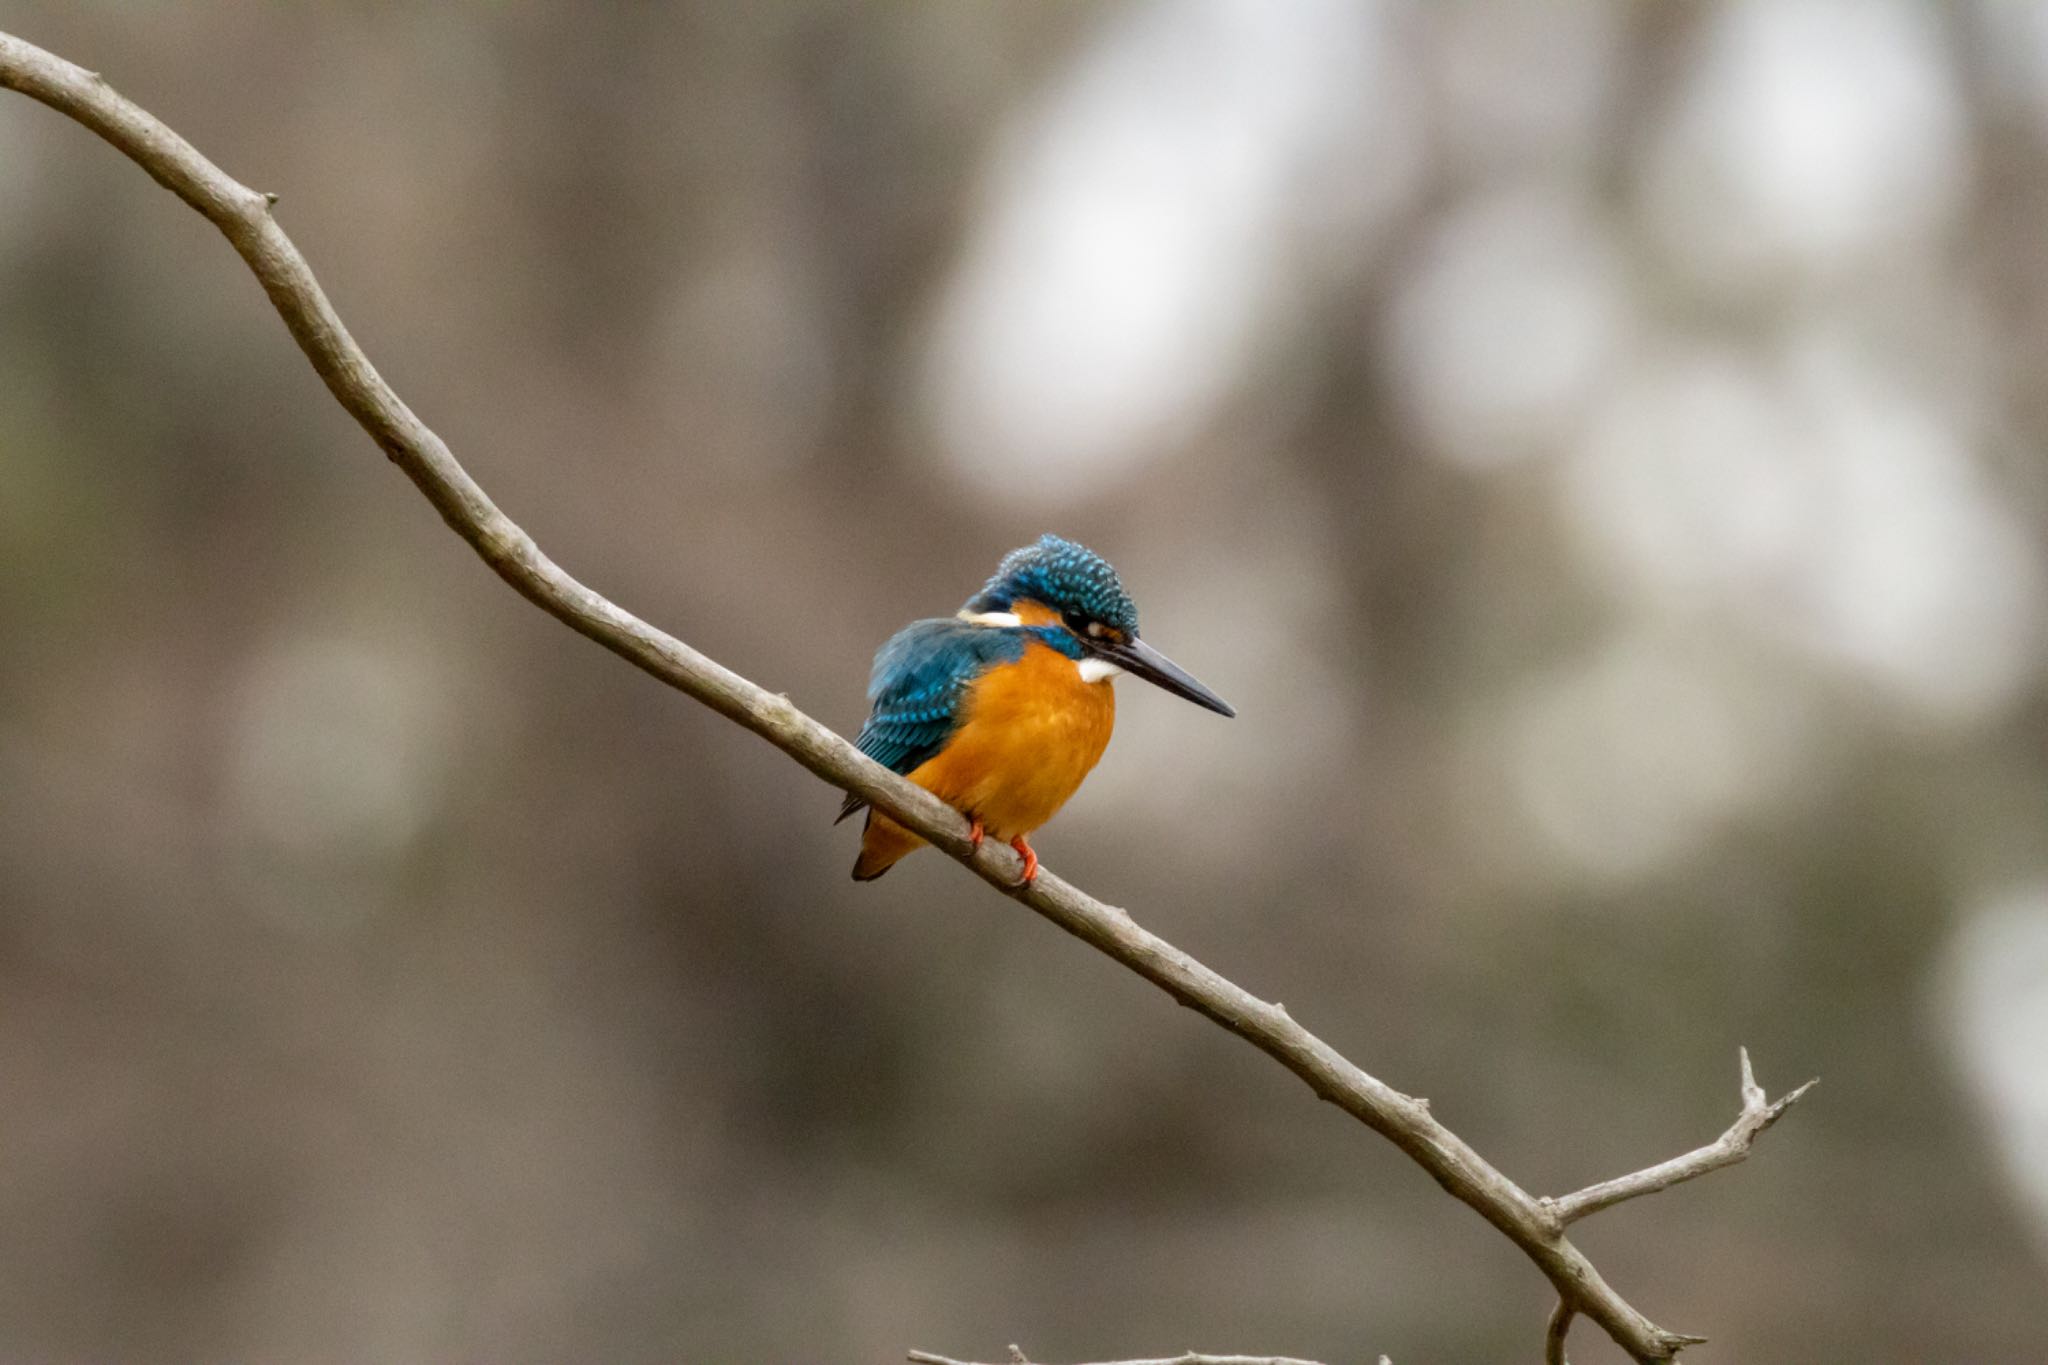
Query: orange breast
904,638,1116,840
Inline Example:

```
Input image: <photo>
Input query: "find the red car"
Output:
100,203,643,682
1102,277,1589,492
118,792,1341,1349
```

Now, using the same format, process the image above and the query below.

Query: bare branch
908,1353,1328,1365
0,30,1810,1365
1546,1048,1819,1226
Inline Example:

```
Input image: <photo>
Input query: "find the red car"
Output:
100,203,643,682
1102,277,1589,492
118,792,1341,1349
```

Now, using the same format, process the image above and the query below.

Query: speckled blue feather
965,534,1138,636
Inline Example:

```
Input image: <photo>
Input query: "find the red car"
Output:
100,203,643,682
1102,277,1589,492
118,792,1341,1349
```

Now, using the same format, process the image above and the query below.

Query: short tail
851,810,926,881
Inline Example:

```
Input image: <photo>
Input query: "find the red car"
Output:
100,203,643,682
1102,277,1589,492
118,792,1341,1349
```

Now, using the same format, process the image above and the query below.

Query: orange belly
853,640,1115,879
910,640,1116,837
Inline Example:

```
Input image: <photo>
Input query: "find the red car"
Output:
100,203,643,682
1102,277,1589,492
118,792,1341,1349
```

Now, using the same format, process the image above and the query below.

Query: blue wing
836,619,1025,821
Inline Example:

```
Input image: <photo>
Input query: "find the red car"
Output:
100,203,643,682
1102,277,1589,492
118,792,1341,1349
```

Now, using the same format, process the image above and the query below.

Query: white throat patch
1077,657,1123,683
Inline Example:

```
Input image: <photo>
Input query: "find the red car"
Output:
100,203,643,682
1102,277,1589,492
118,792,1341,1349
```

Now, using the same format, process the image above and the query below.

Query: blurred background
3,2,2047,1361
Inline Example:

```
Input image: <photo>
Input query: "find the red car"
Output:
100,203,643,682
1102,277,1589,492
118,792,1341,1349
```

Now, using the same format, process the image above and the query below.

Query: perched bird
838,534,1234,883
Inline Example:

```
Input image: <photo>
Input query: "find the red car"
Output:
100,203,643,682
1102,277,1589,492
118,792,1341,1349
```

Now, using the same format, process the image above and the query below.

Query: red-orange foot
1009,835,1039,886
968,818,985,853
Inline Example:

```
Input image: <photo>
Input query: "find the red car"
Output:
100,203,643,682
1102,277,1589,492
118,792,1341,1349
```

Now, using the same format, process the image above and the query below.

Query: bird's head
962,534,1235,718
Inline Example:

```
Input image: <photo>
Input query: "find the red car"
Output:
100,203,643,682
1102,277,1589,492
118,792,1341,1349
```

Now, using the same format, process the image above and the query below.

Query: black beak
1093,635,1235,717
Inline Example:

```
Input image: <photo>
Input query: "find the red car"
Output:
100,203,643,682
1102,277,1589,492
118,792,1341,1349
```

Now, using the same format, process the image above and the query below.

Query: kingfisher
838,534,1235,883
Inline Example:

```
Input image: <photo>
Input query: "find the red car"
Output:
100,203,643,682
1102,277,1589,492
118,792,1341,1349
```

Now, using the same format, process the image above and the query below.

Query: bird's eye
1062,611,1088,633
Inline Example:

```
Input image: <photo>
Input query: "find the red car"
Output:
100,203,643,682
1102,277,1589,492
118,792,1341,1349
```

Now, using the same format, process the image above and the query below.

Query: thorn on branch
1737,1044,1764,1109
1547,1297,1700,1365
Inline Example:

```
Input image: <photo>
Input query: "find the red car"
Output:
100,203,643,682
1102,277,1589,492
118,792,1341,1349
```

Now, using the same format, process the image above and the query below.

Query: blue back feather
837,619,1028,820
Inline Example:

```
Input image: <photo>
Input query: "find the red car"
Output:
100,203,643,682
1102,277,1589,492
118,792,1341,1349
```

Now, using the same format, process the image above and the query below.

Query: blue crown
965,534,1138,635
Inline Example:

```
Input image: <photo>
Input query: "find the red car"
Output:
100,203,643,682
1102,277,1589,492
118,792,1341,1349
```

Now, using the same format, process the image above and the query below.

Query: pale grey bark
1546,1300,1578,1365
0,30,1814,1364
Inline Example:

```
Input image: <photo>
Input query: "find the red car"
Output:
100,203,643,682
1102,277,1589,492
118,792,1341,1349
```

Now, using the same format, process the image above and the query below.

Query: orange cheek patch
1010,601,1062,627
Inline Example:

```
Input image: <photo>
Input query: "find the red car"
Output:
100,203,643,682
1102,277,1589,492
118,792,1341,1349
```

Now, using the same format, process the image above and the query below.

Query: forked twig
1547,1049,1818,1226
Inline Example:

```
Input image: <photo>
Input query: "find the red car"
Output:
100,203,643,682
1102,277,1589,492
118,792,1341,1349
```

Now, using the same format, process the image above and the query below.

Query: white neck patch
958,610,1022,628
1077,657,1123,683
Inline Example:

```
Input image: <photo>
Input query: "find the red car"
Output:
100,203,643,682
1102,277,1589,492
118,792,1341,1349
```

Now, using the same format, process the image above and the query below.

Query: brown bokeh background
5,4,2048,1362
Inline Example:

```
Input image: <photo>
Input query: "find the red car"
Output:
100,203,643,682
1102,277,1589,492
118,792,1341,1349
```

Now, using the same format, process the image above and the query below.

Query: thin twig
1546,1048,1819,1226
908,1354,1328,1365
0,29,1808,1364
1545,1299,1575,1365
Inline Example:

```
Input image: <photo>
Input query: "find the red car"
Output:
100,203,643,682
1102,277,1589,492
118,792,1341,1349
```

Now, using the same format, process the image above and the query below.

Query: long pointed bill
1096,636,1236,717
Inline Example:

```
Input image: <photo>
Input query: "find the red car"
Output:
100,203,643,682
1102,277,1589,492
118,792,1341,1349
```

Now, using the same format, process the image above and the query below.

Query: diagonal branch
1546,1048,1819,1226
0,29,1806,1364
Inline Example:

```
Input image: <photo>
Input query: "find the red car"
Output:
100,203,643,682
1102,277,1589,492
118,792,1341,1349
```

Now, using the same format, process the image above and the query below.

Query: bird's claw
1009,836,1039,886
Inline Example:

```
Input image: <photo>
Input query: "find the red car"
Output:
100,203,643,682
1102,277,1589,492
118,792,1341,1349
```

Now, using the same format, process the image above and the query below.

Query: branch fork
1545,1047,1818,1229
1534,1048,1817,1363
